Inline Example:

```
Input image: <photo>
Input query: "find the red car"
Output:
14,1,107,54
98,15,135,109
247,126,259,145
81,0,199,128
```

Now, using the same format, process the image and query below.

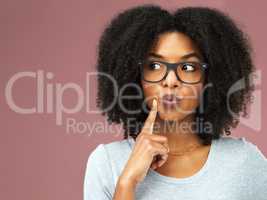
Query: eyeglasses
139,59,208,84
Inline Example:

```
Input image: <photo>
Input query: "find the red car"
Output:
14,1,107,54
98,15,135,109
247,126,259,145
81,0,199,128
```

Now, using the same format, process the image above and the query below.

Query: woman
84,4,267,200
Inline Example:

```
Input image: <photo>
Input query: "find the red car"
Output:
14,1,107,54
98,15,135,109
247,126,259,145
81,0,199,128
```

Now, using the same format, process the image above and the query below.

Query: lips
160,94,181,107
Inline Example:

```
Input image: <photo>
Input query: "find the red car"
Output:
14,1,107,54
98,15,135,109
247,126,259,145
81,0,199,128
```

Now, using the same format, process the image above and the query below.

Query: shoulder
103,137,134,175
83,138,134,199
219,136,267,186
238,137,267,195
85,137,134,181
84,143,112,184
216,136,247,150
216,136,265,155
87,137,133,161
220,136,267,162
237,136,267,169
104,137,134,153
217,136,267,161
214,136,267,170
214,136,250,163
215,136,267,194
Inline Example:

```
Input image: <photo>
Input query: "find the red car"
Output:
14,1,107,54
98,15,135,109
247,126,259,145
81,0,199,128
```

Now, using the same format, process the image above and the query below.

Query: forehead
148,31,202,61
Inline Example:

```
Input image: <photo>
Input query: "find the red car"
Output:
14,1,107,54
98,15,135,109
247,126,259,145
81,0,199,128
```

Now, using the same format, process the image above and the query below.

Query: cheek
179,83,203,109
181,83,203,100
141,81,160,100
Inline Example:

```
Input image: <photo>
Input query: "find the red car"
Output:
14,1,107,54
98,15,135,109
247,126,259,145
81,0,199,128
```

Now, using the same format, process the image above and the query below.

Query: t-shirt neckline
127,136,218,185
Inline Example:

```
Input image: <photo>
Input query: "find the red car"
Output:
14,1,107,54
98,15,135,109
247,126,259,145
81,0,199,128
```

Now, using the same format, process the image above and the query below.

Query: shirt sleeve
83,143,114,200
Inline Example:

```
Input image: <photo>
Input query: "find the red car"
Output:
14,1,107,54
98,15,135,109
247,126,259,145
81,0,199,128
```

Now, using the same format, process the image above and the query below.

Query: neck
153,114,203,151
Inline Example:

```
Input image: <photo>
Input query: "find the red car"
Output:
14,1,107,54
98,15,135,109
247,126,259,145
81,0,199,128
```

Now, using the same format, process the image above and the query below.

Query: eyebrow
147,52,203,61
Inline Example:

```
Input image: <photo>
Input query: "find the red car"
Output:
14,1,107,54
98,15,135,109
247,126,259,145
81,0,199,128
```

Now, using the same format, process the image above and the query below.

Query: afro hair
96,4,255,145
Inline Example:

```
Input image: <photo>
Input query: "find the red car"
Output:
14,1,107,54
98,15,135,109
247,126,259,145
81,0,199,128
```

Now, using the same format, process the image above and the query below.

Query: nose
161,70,181,88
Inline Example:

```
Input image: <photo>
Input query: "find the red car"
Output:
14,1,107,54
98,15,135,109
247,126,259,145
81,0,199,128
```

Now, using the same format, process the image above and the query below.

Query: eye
148,61,162,70
181,63,196,72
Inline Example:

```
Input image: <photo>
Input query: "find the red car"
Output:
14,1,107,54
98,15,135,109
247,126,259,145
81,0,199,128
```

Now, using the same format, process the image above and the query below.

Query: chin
158,111,185,122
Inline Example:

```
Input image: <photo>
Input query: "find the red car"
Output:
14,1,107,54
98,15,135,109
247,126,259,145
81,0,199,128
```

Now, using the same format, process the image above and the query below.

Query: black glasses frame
139,60,208,84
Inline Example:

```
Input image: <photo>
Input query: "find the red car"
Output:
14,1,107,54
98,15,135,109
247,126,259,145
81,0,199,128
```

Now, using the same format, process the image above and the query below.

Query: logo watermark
4,69,261,134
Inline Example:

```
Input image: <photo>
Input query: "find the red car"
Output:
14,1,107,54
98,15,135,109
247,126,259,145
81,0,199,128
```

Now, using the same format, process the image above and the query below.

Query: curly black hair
96,4,255,145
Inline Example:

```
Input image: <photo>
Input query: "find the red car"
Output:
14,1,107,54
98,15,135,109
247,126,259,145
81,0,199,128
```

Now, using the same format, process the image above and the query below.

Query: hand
119,98,169,186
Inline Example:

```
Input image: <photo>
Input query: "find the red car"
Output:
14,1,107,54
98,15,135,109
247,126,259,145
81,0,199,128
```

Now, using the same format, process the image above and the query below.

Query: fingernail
153,99,157,107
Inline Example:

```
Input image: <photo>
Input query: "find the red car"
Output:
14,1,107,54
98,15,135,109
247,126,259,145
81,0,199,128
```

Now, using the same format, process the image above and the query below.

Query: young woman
84,5,267,200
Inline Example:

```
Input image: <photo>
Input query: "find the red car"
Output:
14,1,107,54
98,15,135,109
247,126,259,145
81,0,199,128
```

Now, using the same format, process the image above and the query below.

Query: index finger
141,98,158,134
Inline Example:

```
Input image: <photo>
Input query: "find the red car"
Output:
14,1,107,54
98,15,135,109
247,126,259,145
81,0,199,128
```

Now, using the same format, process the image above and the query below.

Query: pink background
1,0,266,199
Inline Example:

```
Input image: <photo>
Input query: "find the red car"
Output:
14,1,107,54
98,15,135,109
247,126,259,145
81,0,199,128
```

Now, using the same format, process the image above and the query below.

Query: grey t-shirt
83,136,267,200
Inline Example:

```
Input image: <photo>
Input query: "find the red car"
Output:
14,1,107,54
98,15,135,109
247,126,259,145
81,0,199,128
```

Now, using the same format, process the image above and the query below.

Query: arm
112,176,136,200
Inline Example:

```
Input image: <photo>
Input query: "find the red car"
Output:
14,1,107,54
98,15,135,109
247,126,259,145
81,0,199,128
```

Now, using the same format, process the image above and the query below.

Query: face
141,31,205,122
